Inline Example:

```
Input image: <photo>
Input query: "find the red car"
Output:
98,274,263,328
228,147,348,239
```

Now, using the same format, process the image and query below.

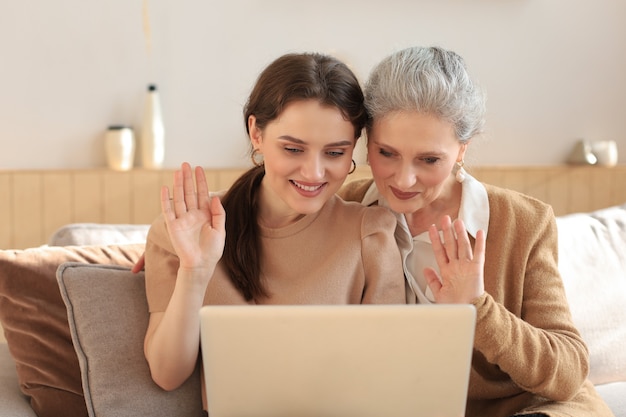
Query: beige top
338,178,614,417
144,194,406,311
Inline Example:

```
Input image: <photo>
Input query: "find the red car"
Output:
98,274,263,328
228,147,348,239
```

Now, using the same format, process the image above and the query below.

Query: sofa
1,203,625,417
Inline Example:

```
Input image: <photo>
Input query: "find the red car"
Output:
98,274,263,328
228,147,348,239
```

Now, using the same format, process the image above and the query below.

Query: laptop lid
199,304,475,417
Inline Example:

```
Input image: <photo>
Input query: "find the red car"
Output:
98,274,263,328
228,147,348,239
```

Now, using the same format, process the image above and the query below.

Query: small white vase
104,126,135,171
140,84,165,169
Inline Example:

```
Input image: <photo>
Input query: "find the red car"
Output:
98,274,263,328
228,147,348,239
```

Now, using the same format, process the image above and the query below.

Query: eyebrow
373,140,448,157
278,135,354,147
371,139,400,153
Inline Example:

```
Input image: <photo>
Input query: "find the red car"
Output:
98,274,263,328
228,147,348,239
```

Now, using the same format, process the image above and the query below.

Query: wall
1,0,625,170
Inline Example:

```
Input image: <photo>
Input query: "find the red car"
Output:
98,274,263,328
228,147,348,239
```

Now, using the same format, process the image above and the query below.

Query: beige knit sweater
144,194,406,310
338,178,614,417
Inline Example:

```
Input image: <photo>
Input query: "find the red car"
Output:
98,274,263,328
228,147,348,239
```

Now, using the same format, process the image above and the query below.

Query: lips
390,186,419,200
291,180,323,192
290,180,326,196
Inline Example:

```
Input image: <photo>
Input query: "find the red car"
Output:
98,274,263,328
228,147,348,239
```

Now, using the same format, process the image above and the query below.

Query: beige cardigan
338,178,614,417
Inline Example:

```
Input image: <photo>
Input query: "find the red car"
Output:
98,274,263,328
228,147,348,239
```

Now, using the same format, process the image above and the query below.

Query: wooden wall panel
609,169,626,206
523,168,550,206
103,171,133,224
215,169,245,191
470,168,503,187
544,169,570,217
1,165,625,250
130,171,166,224
567,168,591,214
42,172,73,242
468,165,626,217
589,169,612,212
201,169,220,191
0,173,12,248
12,173,43,249
72,171,103,223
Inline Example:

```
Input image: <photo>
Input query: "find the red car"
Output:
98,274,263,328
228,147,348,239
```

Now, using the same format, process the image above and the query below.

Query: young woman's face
250,100,356,225
367,111,466,214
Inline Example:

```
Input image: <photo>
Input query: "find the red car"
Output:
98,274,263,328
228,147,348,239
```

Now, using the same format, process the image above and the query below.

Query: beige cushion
0,244,144,417
56,263,203,417
556,203,626,385
48,223,150,246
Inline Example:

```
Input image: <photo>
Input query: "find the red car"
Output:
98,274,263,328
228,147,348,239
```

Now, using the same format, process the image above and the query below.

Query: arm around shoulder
359,206,405,304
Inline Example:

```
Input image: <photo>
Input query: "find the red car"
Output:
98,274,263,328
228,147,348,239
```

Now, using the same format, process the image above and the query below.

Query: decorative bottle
104,125,135,171
140,84,165,169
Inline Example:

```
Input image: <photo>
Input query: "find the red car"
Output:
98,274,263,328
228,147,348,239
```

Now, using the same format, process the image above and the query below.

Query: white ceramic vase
104,126,135,171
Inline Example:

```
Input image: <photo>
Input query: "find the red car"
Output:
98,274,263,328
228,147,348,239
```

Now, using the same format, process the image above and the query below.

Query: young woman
339,46,613,417
142,53,407,403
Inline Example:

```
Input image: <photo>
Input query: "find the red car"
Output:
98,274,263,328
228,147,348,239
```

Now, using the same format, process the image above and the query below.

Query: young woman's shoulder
146,213,174,253
326,194,397,235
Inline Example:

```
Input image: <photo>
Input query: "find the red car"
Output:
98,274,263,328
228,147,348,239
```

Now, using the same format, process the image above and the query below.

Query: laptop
199,304,476,417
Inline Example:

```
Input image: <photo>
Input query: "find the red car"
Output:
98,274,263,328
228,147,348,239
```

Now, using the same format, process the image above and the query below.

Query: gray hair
364,46,486,143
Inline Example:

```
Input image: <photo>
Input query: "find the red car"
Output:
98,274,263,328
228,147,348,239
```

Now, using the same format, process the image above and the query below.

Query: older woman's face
366,111,466,214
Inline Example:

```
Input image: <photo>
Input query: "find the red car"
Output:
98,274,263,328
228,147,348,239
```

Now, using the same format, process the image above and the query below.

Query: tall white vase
141,84,165,169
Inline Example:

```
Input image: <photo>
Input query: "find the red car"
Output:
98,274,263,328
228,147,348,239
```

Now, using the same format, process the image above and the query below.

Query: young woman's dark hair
221,52,367,301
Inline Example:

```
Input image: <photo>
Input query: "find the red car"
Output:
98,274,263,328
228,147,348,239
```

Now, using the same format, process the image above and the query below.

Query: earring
455,160,466,183
348,159,356,174
251,149,264,167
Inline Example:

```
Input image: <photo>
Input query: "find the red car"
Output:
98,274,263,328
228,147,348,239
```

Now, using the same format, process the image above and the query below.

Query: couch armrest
556,203,626,386
0,343,38,417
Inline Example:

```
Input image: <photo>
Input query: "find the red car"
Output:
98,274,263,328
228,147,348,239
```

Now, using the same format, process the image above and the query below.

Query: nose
301,154,325,181
394,162,418,190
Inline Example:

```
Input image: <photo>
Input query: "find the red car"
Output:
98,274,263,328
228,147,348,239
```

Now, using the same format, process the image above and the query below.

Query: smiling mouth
290,180,325,192
390,187,419,200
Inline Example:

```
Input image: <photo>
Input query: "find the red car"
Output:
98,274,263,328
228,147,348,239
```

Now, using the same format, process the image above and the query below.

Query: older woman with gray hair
339,46,613,417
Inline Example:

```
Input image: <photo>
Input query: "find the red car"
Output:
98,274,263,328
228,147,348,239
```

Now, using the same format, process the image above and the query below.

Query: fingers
440,215,458,260
162,163,219,223
210,196,226,233
429,216,486,304
195,166,211,211
182,162,197,210
423,267,442,298
429,215,457,262
172,170,187,217
170,163,200,217
131,254,146,274
434,217,473,261
160,185,174,219
453,218,473,261
428,223,449,265
474,229,486,264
